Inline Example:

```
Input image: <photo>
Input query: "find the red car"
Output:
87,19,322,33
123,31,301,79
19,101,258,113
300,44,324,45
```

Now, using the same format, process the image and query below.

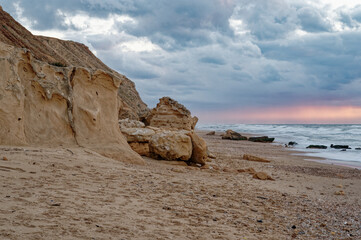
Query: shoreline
198,127,361,170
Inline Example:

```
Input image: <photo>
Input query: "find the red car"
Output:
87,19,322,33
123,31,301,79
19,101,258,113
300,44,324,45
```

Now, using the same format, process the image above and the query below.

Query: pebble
2,156,8,161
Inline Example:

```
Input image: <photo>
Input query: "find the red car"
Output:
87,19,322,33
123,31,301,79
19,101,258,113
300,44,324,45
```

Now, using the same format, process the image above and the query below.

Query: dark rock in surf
306,145,327,149
248,136,275,143
330,144,351,149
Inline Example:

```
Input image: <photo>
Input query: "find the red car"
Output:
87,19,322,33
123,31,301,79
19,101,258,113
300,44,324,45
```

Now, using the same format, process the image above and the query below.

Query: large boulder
149,131,193,161
120,128,155,143
146,97,198,131
189,133,208,165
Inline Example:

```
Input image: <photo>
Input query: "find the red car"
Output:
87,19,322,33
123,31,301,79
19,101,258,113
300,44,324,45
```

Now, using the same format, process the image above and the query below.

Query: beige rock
121,128,155,143
237,168,256,174
129,142,150,157
189,133,208,165
146,97,197,131
243,154,271,163
206,131,216,136
0,8,148,121
119,118,145,129
0,9,148,164
149,131,192,161
253,172,275,181
334,190,345,195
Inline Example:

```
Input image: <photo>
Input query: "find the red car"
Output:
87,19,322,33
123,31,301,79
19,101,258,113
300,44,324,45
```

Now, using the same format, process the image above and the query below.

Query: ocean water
197,124,361,164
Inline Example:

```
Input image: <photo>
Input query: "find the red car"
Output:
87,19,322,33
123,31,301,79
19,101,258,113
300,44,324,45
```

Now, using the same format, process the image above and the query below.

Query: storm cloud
1,0,361,123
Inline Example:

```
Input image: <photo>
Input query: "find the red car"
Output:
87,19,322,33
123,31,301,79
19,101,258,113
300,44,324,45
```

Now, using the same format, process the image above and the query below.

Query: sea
197,124,361,168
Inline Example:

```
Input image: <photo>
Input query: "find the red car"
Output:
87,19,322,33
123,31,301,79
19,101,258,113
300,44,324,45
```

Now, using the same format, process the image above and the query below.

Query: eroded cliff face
0,8,148,120
0,42,144,164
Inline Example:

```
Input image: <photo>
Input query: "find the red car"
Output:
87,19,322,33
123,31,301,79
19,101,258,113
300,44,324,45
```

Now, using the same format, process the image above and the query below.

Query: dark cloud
1,0,361,119
297,7,332,32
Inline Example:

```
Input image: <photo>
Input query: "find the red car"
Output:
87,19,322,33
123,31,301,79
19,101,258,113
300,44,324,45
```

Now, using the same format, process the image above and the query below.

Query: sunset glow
199,106,361,124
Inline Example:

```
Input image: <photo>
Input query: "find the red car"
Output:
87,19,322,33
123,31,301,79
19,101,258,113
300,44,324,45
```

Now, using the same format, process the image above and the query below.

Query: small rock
334,190,345,195
200,164,210,170
243,154,270,163
206,131,215,136
2,156,8,161
336,184,343,188
291,225,296,229
208,153,216,159
222,167,233,173
257,219,263,223
253,172,275,181
237,167,256,174
222,130,248,140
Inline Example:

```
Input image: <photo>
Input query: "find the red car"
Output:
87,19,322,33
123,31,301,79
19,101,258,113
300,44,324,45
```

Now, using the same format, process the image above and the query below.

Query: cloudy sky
1,0,361,123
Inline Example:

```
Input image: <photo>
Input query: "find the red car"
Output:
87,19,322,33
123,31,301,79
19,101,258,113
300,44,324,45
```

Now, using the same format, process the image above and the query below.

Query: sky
1,0,361,124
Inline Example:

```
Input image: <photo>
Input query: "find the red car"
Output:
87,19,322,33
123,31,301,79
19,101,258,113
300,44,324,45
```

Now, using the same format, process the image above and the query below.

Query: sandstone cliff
0,7,147,164
0,7,148,120
0,41,144,164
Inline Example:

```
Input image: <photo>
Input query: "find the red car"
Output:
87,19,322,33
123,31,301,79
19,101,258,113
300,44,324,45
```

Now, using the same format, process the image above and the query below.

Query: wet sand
0,131,360,239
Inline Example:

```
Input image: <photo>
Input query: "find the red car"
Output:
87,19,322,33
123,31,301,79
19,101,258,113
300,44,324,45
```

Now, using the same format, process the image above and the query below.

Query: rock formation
120,97,208,165
222,130,248,140
0,8,208,166
0,41,144,164
0,8,147,164
0,8,148,120
146,97,198,131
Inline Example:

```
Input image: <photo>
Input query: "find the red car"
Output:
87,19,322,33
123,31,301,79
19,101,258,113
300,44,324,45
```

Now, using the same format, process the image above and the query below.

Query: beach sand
0,131,360,239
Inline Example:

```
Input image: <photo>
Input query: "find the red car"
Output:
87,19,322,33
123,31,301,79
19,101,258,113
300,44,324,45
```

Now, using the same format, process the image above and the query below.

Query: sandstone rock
0,9,146,164
248,136,275,143
128,142,150,157
149,131,192,161
146,97,197,131
334,190,345,195
243,154,271,163
119,118,145,129
0,41,143,165
253,172,275,181
0,8,148,121
206,131,216,135
121,128,155,143
189,133,208,165
222,130,247,140
237,168,256,174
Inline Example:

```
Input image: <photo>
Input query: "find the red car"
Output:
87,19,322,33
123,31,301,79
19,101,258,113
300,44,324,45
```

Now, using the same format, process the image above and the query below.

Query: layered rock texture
0,8,148,120
146,97,198,131
0,8,146,164
120,97,208,165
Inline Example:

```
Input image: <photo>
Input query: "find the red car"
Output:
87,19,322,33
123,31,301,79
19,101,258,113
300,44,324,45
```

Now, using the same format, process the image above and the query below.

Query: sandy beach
0,130,360,240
